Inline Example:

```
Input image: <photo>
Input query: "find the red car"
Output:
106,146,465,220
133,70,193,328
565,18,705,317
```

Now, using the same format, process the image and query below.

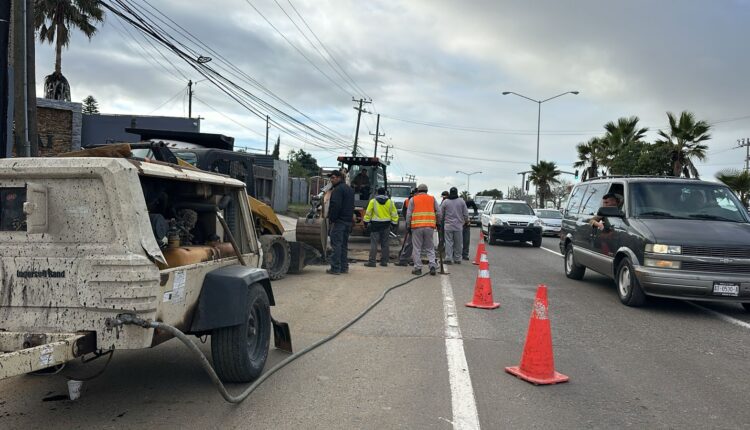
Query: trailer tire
211,282,271,383
259,235,291,280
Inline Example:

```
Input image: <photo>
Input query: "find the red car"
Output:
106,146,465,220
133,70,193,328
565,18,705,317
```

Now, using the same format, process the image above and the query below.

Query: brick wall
33,98,82,156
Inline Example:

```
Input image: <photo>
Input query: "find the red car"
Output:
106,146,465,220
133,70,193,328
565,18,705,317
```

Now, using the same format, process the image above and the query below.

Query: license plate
712,282,740,297
513,228,524,234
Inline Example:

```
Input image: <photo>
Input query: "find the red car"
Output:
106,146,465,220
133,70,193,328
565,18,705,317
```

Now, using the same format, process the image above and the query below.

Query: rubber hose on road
144,272,430,404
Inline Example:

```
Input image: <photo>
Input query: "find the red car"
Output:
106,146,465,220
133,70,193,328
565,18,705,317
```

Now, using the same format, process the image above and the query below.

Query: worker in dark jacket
327,170,354,275
462,199,479,260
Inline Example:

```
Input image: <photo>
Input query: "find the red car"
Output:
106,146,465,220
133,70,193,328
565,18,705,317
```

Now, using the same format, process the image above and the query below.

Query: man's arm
363,199,375,223
434,198,442,225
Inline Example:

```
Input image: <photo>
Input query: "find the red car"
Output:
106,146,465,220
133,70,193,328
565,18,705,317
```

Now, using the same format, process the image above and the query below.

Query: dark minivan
559,176,750,310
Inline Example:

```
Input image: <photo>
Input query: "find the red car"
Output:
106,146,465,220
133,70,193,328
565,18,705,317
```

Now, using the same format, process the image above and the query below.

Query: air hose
112,272,430,404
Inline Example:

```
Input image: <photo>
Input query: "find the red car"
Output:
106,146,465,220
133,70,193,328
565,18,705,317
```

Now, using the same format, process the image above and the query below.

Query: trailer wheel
211,282,271,383
259,235,291,280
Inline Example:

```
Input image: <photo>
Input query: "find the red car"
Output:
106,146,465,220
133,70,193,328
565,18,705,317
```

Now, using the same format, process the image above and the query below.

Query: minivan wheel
487,228,495,245
532,237,542,247
741,303,750,312
616,258,646,307
564,243,585,280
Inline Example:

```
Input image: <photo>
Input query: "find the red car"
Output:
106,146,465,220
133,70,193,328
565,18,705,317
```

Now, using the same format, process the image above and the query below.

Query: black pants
462,224,471,259
329,221,351,273
369,228,390,264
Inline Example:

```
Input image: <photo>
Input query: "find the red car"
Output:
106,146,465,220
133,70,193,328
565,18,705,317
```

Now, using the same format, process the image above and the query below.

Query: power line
193,95,265,138
103,0,352,153
243,0,354,98
148,85,187,115
137,0,351,145
285,0,370,99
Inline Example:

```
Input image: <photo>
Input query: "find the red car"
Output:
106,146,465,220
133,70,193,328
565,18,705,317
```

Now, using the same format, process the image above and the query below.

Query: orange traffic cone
505,285,569,385
465,251,500,309
472,231,486,266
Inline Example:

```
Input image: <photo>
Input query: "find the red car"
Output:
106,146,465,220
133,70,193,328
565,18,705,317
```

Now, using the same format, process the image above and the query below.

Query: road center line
441,275,481,430
540,246,563,257
687,302,750,329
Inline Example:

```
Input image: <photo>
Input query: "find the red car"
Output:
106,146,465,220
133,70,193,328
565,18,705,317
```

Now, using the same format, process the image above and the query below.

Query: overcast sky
34,0,750,195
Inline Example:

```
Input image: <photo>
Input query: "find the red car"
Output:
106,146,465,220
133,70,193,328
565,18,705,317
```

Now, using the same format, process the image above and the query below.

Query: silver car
535,209,563,236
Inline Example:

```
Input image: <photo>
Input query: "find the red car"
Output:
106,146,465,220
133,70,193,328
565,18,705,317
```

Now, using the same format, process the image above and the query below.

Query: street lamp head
571,91,580,95
502,91,511,95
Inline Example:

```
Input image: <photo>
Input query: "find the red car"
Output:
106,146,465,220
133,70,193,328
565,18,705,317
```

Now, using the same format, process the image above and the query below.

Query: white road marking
687,302,750,330
441,275,481,430
540,246,563,257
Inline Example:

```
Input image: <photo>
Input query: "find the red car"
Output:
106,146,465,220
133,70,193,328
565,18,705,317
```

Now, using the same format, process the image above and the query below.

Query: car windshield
536,210,562,219
492,202,534,215
389,187,411,198
631,182,748,222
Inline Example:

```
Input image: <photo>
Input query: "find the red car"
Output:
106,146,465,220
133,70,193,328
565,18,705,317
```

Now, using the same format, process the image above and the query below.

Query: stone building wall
34,98,82,156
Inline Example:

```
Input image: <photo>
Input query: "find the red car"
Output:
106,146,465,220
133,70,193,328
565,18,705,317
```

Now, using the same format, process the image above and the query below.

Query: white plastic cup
67,379,83,401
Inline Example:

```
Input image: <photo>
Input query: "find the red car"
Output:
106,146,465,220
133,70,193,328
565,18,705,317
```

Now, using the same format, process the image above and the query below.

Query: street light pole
456,170,482,197
501,90,579,166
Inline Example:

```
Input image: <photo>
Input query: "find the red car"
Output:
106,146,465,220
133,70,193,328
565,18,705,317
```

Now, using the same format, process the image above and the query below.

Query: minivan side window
580,183,609,215
565,185,588,215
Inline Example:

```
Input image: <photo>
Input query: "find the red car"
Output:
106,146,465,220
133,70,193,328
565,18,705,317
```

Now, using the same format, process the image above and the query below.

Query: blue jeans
329,221,351,273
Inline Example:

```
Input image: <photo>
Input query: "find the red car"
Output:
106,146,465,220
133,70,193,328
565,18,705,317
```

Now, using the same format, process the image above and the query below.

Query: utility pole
12,0,30,157
25,0,37,156
369,113,384,157
265,115,270,155
187,80,193,118
382,144,393,165
1,0,10,157
352,97,371,156
738,138,750,171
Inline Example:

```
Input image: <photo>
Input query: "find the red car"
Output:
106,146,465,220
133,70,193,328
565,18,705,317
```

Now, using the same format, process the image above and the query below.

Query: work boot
445,260,452,265
364,262,376,267
454,260,462,265
326,269,340,275
429,267,437,276
395,261,408,267
412,268,422,275
379,262,388,267
462,256,470,261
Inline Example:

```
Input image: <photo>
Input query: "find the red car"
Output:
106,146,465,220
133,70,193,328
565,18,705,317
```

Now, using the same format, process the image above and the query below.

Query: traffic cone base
465,252,500,309
505,285,568,385
504,366,569,385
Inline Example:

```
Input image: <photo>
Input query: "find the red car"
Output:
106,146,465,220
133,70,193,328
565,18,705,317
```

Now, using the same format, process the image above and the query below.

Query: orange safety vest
410,193,437,229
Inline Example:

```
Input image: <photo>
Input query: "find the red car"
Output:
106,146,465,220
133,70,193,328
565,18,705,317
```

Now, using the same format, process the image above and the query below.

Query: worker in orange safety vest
405,183,441,276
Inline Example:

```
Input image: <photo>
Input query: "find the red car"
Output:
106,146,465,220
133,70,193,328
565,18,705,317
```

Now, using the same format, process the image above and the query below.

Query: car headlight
645,244,681,255
493,218,505,225
644,258,681,269
533,219,542,227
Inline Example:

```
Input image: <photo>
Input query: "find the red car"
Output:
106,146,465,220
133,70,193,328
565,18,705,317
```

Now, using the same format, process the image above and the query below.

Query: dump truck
0,156,290,384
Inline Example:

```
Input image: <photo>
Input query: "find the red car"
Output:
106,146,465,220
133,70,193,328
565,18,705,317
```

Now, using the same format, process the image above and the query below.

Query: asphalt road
1,229,749,429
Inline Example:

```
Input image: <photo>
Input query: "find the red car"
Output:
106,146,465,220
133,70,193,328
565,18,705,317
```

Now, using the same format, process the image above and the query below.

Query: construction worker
396,188,417,266
440,187,469,264
363,187,399,267
327,170,354,275
406,183,441,276
462,199,479,261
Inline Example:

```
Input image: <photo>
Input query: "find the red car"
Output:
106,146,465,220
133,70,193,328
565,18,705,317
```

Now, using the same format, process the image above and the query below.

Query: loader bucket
295,217,327,257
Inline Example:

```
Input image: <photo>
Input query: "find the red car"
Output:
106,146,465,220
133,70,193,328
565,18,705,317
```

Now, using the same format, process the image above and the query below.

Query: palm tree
529,160,561,207
34,0,105,101
601,116,648,172
656,111,711,178
716,169,750,207
573,137,605,180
